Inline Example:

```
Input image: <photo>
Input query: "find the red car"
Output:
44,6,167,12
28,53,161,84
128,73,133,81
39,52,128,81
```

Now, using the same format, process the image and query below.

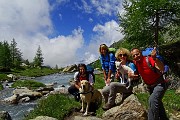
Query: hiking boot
102,103,116,111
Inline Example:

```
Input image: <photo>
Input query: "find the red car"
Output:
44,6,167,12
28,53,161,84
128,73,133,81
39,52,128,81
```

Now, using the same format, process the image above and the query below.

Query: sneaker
102,103,116,111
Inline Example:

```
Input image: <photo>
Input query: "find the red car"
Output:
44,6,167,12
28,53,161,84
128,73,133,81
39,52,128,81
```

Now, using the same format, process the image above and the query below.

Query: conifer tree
33,45,44,67
0,41,12,71
10,38,23,68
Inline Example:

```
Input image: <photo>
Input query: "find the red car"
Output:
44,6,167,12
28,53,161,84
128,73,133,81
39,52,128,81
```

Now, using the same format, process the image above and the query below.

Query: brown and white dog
79,80,102,116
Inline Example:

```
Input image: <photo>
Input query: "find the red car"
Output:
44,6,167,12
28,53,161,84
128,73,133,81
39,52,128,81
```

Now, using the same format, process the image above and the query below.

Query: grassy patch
163,90,180,112
24,94,81,120
0,83,3,90
0,73,11,82
136,89,180,117
11,80,45,89
94,74,105,89
16,68,59,77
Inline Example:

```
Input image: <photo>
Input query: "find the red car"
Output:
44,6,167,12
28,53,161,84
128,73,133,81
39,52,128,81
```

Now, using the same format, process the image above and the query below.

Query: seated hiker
131,48,169,120
68,63,94,101
102,48,139,110
99,44,116,86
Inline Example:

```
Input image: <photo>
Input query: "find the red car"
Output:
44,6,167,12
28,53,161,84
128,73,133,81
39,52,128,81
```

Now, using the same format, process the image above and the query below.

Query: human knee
109,82,117,90
68,85,76,94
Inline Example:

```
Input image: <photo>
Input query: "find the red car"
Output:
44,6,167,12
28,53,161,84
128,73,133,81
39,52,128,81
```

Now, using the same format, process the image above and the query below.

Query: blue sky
0,0,124,67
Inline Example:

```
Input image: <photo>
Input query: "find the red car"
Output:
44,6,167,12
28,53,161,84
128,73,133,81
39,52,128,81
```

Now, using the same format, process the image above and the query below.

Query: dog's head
80,80,90,92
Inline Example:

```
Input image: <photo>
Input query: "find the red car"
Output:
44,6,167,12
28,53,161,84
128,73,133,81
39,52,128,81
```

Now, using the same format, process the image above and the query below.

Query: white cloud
82,20,124,64
0,0,124,68
78,0,123,16
92,20,123,45
81,0,93,13
0,0,84,67
88,18,93,22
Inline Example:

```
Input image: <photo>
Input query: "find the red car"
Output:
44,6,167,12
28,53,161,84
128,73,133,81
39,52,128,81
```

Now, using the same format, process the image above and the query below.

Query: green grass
94,74,106,89
0,73,11,82
16,68,60,77
136,89,180,117
11,80,46,89
163,90,180,112
24,94,81,120
0,83,3,90
0,68,60,83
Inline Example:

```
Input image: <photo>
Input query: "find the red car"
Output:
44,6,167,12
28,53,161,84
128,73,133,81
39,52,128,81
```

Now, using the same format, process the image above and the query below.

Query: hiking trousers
102,82,132,105
68,85,80,101
148,82,169,120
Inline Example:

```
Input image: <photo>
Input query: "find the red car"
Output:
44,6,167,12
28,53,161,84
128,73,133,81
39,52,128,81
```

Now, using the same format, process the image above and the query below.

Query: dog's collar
79,91,93,94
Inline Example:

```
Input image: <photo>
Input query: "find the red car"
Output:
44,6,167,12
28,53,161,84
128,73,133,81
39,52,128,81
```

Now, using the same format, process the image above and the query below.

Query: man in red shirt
131,48,169,120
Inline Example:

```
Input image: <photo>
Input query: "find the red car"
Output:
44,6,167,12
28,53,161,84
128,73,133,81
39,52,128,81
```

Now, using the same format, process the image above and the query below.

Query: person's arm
151,48,164,72
154,58,164,72
100,55,105,70
74,72,80,89
74,81,80,89
128,63,140,80
108,53,116,78
106,53,116,85
100,55,107,80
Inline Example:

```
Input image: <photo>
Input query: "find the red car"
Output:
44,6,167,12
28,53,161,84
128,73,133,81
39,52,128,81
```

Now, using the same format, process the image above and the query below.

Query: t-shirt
74,72,94,85
100,52,116,73
134,56,161,85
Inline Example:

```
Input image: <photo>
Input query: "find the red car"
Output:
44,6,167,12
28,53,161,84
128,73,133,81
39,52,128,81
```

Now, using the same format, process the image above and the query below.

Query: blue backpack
86,65,95,83
142,47,169,73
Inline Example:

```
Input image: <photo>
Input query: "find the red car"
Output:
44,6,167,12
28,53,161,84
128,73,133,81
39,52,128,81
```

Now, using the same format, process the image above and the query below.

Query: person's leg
101,86,110,104
110,73,115,82
159,83,169,120
68,85,80,101
108,82,132,105
148,83,168,120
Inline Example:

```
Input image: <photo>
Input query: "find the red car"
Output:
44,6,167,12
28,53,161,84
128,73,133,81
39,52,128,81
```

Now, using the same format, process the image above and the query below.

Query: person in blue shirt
102,48,139,110
99,44,116,86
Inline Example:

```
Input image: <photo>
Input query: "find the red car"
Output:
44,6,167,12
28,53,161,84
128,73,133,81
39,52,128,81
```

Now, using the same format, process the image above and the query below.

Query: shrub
25,94,81,120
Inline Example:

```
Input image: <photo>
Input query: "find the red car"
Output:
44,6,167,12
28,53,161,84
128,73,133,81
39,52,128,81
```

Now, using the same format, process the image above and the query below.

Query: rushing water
0,73,74,120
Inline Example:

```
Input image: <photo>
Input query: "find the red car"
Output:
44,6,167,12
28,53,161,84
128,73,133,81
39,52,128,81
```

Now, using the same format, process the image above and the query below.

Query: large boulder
102,94,148,120
62,64,77,72
2,88,42,104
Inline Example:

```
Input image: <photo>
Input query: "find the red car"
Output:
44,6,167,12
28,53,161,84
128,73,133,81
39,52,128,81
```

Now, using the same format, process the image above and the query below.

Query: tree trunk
154,11,159,47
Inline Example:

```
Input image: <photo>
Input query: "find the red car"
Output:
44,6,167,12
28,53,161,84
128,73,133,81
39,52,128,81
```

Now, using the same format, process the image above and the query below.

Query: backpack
86,65,95,83
108,47,116,54
142,47,170,80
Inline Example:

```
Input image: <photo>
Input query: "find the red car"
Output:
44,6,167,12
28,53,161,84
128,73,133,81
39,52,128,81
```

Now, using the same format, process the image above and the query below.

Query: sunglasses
119,54,127,57
132,53,139,58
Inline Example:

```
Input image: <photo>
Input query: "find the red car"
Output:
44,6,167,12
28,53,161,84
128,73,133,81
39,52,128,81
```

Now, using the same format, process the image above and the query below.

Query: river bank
0,73,74,120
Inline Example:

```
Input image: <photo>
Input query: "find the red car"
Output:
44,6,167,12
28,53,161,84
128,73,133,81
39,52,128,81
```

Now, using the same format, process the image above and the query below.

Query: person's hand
116,72,120,79
79,87,82,92
106,78,111,86
128,72,139,80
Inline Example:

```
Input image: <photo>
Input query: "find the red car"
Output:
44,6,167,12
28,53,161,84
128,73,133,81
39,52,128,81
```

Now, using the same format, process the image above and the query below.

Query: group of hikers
68,43,169,120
